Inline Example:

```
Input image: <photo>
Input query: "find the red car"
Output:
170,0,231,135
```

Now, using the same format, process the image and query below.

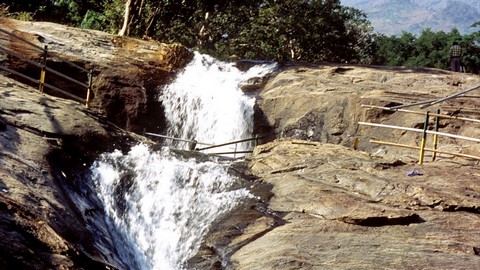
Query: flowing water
91,52,276,269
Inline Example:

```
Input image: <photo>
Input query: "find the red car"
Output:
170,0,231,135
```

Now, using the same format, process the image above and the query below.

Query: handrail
359,104,480,163
1,45,89,88
44,51,90,73
144,132,212,146
0,65,39,84
358,122,480,143
0,28,44,52
370,140,480,161
195,136,261,151
390,84,480,109
0,65,84,103
43,81,86,103
144,132,261,156
0,28,93,107
0,28,89,73
420,84,480,109
0,45,41,67
361,105,480,124
45,66,89,88
207,150,253,155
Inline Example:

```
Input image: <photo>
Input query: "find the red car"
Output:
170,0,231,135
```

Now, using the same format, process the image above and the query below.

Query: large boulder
0,73,152,268
231,139,480,269
254,64,480,159
192,64,480,269
0,17,193,134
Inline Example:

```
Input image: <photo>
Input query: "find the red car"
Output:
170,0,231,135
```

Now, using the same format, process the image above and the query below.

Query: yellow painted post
38,45,48,93
85,69,93,107
352,137,359,150
432,109,440,161
418,111,430,165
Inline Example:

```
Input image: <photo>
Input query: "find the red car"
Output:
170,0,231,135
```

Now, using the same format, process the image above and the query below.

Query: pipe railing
390,84,480,110
360,105,480,164
195,136,261,151
145,131,261,157
0,28,93,107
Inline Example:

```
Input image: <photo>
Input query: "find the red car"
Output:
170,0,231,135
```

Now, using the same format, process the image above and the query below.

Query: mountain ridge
341,0,480,36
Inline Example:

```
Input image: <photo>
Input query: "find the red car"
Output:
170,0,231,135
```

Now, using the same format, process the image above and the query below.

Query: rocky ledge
0,17,193,134
0,73,151,268
193,65,480,268
228,139,480,269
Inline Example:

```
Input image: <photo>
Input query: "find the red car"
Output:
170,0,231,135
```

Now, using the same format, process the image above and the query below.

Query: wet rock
0,74,148,269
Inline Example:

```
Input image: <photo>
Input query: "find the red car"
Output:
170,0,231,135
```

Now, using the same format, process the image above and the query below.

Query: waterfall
91,52,276,270
161,52,276,154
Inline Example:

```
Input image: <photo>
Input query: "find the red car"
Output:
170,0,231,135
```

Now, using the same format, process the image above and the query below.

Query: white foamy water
161,52,276,154
92,145,250,269
91,53,276,269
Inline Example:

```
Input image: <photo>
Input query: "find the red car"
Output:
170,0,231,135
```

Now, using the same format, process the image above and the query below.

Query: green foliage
5,0,480,73
2,0,374,63
0,3,34,21
80,10,106,30
171,0,375,63
101,0,124,34
372,28,480,73
15,11,34,21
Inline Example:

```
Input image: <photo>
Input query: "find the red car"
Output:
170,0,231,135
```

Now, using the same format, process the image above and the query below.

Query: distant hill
341,0,480,36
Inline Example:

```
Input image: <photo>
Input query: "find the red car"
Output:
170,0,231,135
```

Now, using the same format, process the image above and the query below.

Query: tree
5,0,376,64
190,0,374,63
372,28,480,73
118,0,132,36
118,0,142,36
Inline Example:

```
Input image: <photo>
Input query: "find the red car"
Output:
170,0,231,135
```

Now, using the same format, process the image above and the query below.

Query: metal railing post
432,109,440,161
234,143,238,158
38,45,48,93
418,111,430,165
86,69,93,107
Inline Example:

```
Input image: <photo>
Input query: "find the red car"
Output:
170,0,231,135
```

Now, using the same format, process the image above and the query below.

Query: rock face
0,17,193,134
0,74,150,269
194,66,480,268
255,64,480,159
229,140,480,269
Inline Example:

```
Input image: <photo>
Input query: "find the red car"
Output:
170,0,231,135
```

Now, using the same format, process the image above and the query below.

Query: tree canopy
1,0,374,63
372,28,480,73
2,0,480,73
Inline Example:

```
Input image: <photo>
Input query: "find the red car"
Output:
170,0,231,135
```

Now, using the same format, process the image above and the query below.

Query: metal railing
359,105,480,164
0,28,93,107
145,131,261,157
195,136,261,157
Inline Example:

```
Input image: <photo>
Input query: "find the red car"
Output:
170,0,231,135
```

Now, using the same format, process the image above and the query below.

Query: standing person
449,41,462,72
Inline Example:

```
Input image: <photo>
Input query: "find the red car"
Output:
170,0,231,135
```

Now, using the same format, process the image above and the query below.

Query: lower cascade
90,53,277,269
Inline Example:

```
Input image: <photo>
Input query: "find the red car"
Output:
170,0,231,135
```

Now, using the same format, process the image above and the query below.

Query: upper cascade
161,52,277,155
